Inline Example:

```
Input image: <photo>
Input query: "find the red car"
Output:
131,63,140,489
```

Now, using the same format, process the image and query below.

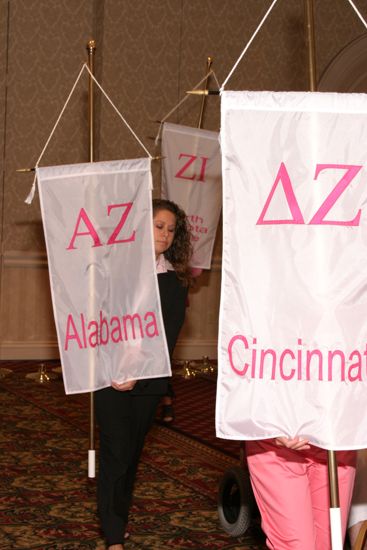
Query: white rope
154,69,218,145
25,63,87,204
220,0,367,91
33,63,87,168
221,0,280,91
211,70,221,90
26,62,152,204
346,0,367,30
83,64,152,158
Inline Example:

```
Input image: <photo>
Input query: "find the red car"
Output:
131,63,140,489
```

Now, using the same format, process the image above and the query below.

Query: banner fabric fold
216,90,367,450
37,158,171,394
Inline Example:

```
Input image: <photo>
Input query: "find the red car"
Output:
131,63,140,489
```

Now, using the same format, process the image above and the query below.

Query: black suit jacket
131,270,188,395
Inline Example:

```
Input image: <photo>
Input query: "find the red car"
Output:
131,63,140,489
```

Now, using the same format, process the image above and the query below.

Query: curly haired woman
95,198,192,549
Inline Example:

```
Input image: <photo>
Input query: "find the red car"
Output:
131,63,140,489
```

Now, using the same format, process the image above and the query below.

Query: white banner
37,158,171,394
161,122,222,269
216,91,367,450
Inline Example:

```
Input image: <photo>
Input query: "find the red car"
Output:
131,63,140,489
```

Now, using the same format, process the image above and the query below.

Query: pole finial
87,39,96,53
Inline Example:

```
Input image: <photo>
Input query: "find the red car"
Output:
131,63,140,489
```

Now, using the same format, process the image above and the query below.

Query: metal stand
328,450,343,549
174,356,216,379
25,362,57,383
87,39,96,479
304,2,342,548
304,0,317,91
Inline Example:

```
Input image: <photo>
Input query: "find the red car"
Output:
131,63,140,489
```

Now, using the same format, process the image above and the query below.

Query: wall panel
0,251,57,359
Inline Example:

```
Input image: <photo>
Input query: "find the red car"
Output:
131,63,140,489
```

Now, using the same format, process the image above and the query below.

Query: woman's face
153,208,176,258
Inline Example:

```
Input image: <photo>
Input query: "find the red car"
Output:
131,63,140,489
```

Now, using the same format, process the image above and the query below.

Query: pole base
329,507,343,550
25,363,58,383
88,449,96,478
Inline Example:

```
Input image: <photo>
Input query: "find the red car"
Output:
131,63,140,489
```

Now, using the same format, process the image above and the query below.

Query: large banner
161,122,222,269
37,158,171,394
216,91,367,450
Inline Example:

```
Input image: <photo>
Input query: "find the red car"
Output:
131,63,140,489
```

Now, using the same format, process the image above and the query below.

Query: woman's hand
111,380,137,391
274,436,311,451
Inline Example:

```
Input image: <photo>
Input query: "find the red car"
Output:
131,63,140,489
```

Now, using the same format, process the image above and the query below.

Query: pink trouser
246,440,356,550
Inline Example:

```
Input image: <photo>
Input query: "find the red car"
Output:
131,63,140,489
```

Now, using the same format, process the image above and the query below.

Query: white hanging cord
346,0,367,30
37,64,88,168
154,69,218,145
25,63,87,204
83,64,152,158
211,70,221,90
221,0,280,91
25,62,153,204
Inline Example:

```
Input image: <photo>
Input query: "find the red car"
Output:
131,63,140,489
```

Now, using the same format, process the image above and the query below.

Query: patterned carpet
0,361,266,549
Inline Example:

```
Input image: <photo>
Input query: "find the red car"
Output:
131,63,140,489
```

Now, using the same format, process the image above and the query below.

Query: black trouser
95,387,161,546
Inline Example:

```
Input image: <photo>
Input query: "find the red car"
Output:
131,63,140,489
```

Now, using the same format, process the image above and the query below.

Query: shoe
161,403,174,423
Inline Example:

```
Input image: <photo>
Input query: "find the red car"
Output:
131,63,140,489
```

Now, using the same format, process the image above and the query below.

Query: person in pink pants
246,437,356,550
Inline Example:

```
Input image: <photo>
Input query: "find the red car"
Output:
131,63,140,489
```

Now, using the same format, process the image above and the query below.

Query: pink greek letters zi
175,153,208,182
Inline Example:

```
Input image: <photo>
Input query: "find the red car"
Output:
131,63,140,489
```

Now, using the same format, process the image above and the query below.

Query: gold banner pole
87,39,96,479
87,40,96,162
197,56,213,129
304,1,342,547
304,0,317,92
327,447,342,549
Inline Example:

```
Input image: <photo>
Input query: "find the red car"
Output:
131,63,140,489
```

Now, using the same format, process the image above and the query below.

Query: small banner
161,122,222,269
216,91,367,450
37,158,171,394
